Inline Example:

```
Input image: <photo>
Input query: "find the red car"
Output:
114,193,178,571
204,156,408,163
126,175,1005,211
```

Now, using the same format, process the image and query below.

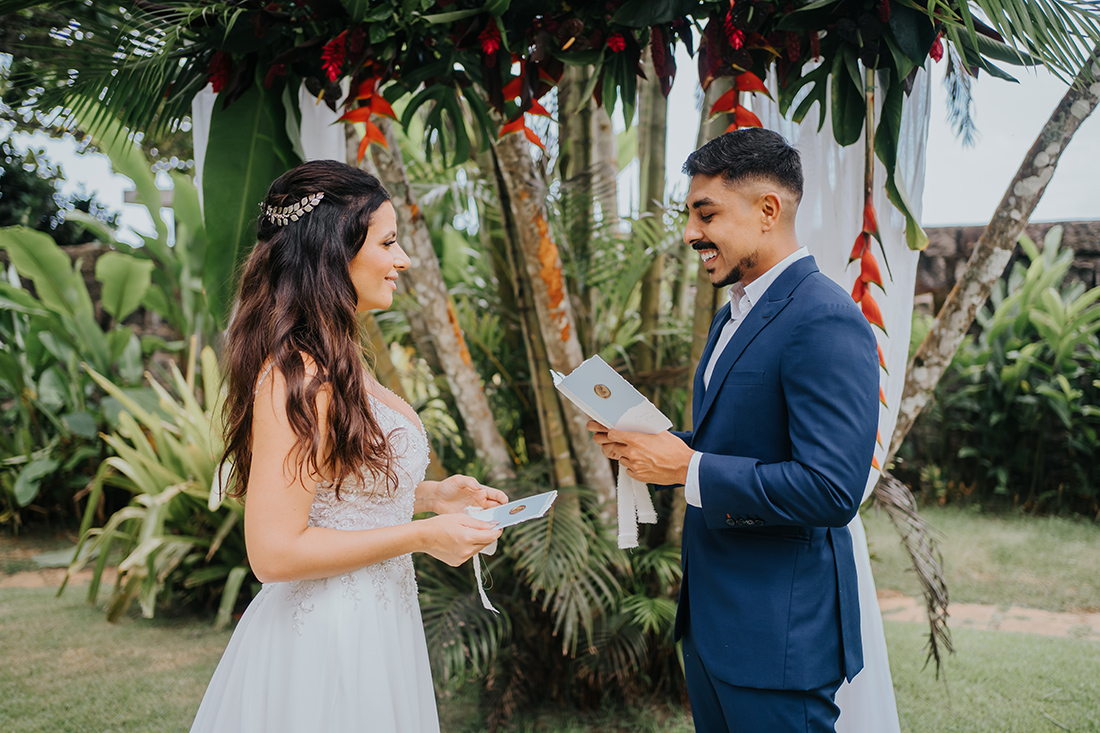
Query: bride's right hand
421,514,502,567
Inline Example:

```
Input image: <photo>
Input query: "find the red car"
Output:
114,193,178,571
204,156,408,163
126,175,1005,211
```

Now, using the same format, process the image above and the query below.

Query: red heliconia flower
208,51,232,94
321,31,347,82
607,33,626,53
786,32,801,62
724,10,745,50
263,63,287,90
809,31,821,61
480,18,502,58
930,33,944,62
877,343,887,371
650,26,666,72
861,292,887,333
860,246,884,288
878,0,891,23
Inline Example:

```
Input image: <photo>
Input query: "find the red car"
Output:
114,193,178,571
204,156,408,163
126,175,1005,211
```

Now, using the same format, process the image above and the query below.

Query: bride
190,160,505,732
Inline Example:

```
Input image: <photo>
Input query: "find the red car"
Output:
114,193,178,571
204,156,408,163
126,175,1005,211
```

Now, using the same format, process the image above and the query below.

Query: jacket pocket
725,370,764,385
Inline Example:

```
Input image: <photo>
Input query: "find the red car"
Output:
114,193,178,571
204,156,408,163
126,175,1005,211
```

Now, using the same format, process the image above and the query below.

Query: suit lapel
694,256,819,430
692,302,731,426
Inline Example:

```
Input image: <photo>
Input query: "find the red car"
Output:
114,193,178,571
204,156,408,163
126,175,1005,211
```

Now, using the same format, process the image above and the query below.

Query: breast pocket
725,370,764,385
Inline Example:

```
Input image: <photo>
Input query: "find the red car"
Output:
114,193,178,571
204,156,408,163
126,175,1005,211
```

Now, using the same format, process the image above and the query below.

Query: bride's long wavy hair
220,159,397,499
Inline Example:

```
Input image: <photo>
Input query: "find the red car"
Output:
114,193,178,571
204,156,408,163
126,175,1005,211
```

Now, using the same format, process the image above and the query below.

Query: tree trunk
487,145,577,490
558,65,597,355
368,119,516,483
345,128,447,481
887,46,1100,462
668,81,735,548
634,48,668,400
592,105,619,231
493,131,616,506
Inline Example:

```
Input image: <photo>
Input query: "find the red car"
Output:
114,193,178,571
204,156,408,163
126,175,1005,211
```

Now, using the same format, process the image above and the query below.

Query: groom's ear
759,191,783,232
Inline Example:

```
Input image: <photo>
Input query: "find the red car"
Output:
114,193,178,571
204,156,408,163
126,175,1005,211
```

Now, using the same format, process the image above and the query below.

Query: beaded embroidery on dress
190,368,439,733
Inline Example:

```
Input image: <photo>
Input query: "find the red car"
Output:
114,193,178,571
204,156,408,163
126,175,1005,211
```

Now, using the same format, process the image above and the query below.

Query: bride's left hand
431,475,508,515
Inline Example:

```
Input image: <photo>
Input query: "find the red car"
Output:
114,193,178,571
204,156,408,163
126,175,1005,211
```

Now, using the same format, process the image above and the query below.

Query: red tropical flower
480,18,502,57
878,0,890,23
930,33,944,62
321,31,347,82
208,51,232,94
607,33,626,53
263,63,287,90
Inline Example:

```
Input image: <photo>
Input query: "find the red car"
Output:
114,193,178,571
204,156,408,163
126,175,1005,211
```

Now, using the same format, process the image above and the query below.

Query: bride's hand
430,474,508,515
421,513,502,567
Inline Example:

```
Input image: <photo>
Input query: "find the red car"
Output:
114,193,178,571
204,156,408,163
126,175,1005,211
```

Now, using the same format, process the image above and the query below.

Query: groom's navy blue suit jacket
670,254,878,691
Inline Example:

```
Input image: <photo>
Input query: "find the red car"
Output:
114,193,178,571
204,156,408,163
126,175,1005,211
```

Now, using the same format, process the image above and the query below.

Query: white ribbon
617,468,657,549
465,506,499,613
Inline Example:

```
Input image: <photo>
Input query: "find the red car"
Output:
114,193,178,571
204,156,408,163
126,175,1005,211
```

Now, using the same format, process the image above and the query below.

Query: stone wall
919,220,1100,313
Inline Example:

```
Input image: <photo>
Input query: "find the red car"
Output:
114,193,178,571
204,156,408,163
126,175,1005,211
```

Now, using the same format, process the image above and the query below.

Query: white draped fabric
190,84,346,205
756,65,932,732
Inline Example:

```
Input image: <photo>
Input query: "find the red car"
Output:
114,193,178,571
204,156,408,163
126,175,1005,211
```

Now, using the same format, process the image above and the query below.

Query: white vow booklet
551,355,671,549
551,355,672,433
469,490,558,528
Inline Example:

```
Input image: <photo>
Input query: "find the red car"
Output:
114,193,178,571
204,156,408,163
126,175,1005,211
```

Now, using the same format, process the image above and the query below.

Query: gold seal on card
509,504,527,515
593,384,611,399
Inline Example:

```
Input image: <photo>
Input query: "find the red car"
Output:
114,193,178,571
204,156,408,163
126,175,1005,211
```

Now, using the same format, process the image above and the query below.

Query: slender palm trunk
368,120,516,483
887,45,1100,462
634,49,668,402
488,146,577,490
493,131,616,507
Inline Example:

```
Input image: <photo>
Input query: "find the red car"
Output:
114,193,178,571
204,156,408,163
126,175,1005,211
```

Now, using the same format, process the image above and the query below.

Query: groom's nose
683,219,702,247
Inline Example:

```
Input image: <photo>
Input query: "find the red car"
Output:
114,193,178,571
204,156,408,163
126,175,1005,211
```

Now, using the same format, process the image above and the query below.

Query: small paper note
469,490,558,529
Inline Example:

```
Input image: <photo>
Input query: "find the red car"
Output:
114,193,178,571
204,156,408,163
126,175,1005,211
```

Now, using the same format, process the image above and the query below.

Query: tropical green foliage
0,117,212,523
901,227,1100,516
63,345,250,629
419,479,685,727
0,225,150,523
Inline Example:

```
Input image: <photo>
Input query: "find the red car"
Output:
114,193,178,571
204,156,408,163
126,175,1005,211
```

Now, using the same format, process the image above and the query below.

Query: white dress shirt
684,247,810,507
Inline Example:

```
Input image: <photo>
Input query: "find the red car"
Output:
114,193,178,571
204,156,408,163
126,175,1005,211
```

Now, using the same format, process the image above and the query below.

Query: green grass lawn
862,503,1100,612
2,505,1099,731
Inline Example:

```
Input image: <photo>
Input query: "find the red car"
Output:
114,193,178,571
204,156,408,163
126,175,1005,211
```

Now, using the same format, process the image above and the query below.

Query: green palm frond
924,1,1100,82
419,561,512,688
507,485,626,655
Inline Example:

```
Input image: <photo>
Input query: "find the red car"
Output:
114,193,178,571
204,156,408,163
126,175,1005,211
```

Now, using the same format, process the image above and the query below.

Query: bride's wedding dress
190,391,439,732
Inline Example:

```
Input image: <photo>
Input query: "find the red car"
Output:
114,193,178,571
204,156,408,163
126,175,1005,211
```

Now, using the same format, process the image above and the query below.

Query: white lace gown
190,394,439,732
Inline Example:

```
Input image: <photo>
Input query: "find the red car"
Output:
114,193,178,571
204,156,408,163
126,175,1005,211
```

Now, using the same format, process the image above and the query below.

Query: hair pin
261,192,325,226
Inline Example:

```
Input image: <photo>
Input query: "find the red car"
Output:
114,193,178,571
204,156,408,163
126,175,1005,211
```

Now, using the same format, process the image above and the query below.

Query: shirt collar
728,247,810,321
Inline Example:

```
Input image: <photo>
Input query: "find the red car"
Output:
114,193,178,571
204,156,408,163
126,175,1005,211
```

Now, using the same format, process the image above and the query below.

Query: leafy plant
0,226,151,522
62,345,250,628
418,477,685,730
904,226,1100,516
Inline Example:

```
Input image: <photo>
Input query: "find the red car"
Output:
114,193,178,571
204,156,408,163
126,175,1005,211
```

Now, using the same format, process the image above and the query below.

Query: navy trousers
682,627,842,732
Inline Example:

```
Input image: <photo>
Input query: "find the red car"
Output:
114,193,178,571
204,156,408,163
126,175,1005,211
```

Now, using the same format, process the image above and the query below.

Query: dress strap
254,362,275,396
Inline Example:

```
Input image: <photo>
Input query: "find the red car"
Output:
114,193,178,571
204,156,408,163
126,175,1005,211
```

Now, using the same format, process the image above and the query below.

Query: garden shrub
900,227,1100,517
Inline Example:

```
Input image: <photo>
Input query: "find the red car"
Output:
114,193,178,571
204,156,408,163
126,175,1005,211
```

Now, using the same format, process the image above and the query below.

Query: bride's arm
243,366,502,584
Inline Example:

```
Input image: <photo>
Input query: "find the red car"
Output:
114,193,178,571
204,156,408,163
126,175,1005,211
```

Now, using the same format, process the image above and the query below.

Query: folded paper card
551,355,672,433
469,490,558,529
551,356,671,548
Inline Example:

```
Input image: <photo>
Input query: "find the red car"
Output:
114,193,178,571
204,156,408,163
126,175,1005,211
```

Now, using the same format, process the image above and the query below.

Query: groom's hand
586,420,694,486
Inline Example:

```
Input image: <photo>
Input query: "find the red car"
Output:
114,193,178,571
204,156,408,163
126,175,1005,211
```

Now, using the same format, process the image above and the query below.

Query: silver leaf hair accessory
261,192,325,226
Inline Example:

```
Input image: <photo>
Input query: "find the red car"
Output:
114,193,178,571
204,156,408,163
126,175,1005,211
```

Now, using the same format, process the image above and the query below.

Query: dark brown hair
683,127,804,202
220,159,397,498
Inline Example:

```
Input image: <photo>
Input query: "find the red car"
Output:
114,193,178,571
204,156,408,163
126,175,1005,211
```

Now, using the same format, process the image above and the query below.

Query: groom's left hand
587,421,694,486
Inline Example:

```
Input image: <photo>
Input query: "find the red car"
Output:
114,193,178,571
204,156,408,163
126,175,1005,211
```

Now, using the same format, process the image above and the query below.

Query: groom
590,128,878,731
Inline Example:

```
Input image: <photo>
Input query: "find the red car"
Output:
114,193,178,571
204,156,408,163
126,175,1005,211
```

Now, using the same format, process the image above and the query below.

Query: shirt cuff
685,451,703,508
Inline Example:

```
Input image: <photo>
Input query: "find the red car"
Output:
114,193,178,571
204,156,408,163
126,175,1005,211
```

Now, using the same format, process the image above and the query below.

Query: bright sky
4,53,1099,242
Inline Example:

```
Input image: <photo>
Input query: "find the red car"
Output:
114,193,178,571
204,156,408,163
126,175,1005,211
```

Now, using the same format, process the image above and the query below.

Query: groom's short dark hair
683,128,803,203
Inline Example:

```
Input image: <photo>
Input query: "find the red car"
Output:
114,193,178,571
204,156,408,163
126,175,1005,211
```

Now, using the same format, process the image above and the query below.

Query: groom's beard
694,241,758,289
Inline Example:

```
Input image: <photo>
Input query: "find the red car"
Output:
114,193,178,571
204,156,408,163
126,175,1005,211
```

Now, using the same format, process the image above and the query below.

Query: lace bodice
308,393,430,531
252,364,430,630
